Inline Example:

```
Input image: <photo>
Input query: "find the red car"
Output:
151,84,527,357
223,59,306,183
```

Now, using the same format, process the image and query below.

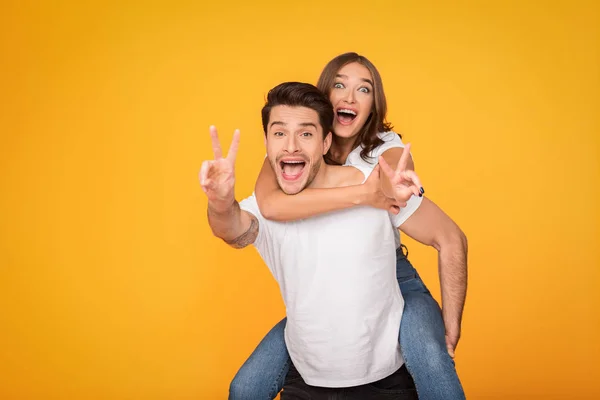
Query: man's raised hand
199,126,241,212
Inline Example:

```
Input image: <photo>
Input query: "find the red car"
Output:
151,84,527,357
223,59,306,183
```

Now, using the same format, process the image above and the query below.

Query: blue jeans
229,246,466,400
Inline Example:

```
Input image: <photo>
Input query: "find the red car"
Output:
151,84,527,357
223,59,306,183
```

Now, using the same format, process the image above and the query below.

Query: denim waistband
396,244,409,259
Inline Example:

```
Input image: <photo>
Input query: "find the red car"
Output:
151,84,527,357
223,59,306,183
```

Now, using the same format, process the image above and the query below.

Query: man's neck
328,135,358,165
307,162,334,189
308,161,363,190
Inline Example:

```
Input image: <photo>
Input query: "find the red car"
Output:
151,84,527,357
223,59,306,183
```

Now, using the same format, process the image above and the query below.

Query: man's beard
269,157,322,195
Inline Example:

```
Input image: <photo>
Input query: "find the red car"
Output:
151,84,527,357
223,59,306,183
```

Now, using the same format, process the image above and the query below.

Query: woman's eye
333,82,344,89
359,87,370,93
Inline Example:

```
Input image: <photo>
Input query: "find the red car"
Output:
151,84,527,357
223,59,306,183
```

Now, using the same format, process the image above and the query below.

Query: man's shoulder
238,194,286,233
239,193,261,217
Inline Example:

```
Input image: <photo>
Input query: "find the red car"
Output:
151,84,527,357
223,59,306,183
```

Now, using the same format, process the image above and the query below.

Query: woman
229,53,467,400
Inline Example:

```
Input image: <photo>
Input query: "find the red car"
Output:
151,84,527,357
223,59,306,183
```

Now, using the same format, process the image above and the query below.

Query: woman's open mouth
336,108,357,126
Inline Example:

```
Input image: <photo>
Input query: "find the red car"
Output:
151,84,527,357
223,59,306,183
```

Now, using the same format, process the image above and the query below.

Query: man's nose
284,135,300,153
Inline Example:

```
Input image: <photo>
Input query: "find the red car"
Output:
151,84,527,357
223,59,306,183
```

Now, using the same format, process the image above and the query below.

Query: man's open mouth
336,108,357,125
280,159,306,181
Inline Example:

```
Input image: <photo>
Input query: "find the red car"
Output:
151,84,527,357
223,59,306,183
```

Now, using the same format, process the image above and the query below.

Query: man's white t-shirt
239,131,423,387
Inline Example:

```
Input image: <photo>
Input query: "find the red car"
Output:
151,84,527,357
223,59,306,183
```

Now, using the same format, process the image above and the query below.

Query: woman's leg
396,246,466,400
229,317,291,400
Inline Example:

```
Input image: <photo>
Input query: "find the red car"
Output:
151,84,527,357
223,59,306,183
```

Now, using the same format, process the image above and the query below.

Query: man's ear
323,131,332,155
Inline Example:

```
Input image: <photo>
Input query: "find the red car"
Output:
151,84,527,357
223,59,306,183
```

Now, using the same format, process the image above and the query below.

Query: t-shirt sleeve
370,131,406,159
238,194,281,280
352,165,373,184
238,194,268,251
390,194,423,227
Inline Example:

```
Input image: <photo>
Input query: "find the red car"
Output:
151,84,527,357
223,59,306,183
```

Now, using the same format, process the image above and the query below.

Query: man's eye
274,132,284,136
301,132,312,137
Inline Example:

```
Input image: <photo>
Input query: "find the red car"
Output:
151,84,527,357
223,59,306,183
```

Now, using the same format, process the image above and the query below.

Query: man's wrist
442,313,461,334
207,196,236,215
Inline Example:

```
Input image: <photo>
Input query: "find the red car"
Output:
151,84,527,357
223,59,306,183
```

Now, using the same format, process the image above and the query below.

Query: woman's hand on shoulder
378,143,424,204
360,165,403,214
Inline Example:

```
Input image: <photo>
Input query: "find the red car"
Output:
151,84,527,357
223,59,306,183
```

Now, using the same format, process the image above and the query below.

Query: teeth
338,109,356,116
282,160,304,164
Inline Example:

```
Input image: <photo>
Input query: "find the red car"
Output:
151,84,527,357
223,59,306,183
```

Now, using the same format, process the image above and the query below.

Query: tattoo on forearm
224,214,258,249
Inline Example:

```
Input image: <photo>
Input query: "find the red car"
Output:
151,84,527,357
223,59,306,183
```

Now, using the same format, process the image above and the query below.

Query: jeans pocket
398,276,431,296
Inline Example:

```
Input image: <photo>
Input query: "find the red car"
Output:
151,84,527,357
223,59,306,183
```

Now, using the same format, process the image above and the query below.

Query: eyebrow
335,74,374,87
269,121,286,128
269,121,318,129
299,122,317,129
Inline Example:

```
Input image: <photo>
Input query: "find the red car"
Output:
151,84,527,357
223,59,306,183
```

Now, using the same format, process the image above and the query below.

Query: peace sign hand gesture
199,126,241,213
378,143,425,205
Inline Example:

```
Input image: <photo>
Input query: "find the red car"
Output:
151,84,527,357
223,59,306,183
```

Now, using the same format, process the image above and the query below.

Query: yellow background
1,1,599,398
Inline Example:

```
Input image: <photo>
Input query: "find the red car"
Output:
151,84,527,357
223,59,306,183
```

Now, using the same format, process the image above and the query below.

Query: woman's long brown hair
317,52,398,165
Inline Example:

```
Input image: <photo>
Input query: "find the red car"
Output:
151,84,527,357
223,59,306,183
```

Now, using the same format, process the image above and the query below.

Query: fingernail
420,187,425,194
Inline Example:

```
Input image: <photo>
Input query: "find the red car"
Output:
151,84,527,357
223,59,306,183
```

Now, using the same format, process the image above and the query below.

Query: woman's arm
255,158,397,222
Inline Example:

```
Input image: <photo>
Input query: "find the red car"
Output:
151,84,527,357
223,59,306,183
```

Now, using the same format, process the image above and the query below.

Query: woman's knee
229,370,271,400
400,293,447,355
229,318,288,400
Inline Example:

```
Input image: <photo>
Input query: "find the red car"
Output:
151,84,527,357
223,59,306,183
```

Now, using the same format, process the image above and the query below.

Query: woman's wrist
352,184,369,206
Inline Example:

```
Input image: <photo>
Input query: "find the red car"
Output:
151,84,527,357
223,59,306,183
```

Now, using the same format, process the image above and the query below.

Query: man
201,82,423,398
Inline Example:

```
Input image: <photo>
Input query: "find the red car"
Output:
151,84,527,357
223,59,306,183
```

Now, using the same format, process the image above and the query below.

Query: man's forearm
207,200,250,244
438,233,468,333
